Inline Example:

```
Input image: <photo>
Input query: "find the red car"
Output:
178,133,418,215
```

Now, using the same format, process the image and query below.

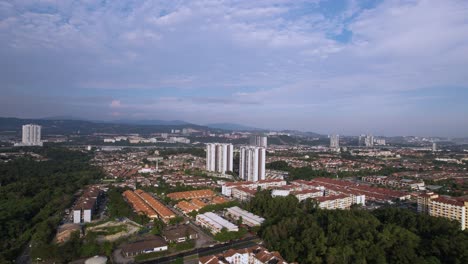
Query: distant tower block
249,135,267,148
239,146,266,182
21,124,43,146
330,134,339,149
206,143,233,174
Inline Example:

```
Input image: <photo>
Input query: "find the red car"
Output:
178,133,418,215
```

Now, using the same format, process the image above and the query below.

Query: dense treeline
159,147,205,158
0,147,102,262
246,190,468,264
266,161,410,180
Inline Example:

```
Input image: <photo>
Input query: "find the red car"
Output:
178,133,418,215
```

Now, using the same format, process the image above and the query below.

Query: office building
330,134,339,149
249,135,267,148
206,143,233,174
433,142,437,152
239,146,266,182
21,124,43,146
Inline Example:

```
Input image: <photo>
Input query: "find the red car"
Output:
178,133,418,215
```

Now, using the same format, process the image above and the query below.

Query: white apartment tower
22,124,42,146
249,135,267,148
206,143,233,174
364,135,374,147
239,146,266,182
330,134,339,149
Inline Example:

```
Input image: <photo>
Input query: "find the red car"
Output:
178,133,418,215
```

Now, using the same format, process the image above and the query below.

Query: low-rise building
314,194,352,210
196,212,238,234
121,236,168,257
225,206,265,227
168,189,216,200
198,246,288,264
162,225,198,243
73,186,102,224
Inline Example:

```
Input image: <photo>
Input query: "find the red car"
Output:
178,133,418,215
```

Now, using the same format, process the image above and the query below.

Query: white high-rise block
249,135,267,148
21,124,42,146
239,146,266,182
330,134,339,148
206,143,233,174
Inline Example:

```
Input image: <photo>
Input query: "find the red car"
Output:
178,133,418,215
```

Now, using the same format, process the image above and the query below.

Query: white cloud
0,0,467,135
110,100,121,108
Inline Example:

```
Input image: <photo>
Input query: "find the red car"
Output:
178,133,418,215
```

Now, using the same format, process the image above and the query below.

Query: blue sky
1,0,468,137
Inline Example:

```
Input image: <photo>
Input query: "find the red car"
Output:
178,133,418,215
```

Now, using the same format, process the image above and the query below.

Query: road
139,237,259,264
16,243,31,264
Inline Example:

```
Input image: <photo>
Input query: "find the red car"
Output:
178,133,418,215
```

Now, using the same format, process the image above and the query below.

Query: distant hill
205,123,263,131
40,115,86,121
280,130,324,138
112,119,192,126
0,117,208,136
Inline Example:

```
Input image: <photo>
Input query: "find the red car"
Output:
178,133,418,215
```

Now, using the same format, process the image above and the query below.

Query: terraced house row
123,189,176,223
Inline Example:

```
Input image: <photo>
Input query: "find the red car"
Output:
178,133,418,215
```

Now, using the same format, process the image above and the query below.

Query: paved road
16,243,31,264
139,237,258,264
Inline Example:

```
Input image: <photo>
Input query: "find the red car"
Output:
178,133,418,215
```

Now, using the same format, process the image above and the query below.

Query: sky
1,0,468,137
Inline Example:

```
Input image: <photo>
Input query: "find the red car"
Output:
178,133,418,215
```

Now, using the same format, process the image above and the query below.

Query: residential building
249,135,267,148
417,193,468,230
314,194,352,210
374,138,386,145
330,134,339,149
167,189,216,200
206,143,234,174
134,189,176,223
239,146,266,182
21,124,43,146
199,246,288,264
123,190,158,219
221,179,287,197
73,186,101,224
365,135,374,147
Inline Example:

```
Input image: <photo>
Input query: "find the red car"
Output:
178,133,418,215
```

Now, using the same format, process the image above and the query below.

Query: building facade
21,124,43,146
330,134,339,149
417,193,468,230
196,212,238,234
206,143,233,174
239,146,266,182
249,135,267,148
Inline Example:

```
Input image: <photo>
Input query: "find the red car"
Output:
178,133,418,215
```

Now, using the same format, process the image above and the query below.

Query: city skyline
1,0,468,137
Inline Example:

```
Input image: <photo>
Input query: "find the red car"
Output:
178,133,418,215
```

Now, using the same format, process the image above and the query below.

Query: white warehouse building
196,212,238,234
225,206,265,227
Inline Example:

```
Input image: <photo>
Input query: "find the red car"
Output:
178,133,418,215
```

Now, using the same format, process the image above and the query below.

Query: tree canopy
247,190,468,264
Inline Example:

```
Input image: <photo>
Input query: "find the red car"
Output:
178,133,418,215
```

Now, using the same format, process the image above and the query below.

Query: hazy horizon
1,0,468,137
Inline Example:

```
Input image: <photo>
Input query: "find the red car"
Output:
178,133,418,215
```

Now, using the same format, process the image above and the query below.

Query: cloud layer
1,0,468,136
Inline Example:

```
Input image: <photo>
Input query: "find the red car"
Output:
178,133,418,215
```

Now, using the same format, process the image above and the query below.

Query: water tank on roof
85,256,107,264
